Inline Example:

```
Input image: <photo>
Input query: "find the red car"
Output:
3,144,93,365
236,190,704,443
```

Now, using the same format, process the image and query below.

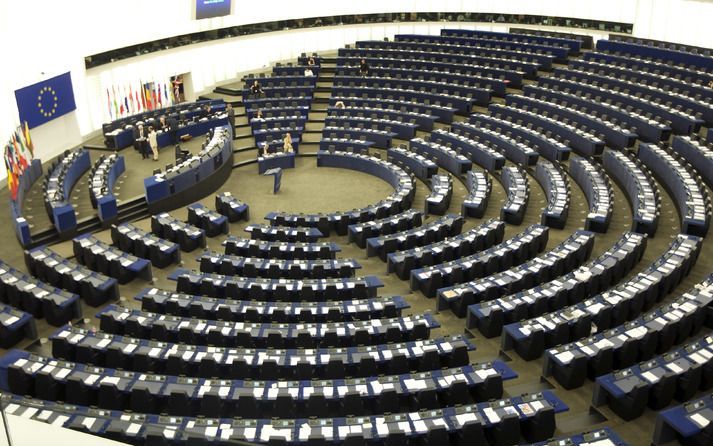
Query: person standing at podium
148,126,159,161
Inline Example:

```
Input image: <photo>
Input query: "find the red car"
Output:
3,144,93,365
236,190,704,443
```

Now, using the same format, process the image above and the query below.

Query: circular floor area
230,156,395,219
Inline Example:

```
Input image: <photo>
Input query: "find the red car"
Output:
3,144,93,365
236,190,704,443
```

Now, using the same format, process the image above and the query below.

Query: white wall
0,0,711,183
632,0,713,47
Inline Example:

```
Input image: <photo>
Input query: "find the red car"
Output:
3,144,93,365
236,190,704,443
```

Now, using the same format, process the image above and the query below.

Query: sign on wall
195,0,232,20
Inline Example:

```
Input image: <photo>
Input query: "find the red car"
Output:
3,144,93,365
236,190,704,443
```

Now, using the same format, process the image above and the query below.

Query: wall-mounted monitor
194,0,232,20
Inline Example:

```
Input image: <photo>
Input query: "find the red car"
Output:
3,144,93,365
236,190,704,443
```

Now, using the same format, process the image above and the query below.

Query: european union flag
15,72,77,129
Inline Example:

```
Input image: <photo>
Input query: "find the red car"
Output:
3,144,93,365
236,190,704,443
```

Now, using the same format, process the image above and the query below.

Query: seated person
250,80,264,96
283,133,294,153
334,101,345,109
359,58,370,76
307,56,316,66
252,109,264,121
159,116,170,132
259,141,269,157
304,67,314,77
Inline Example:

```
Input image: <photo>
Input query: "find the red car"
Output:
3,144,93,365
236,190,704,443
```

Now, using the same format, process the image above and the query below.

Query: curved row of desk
533,160,570,229
463,169,492,218
1,349,516,418
102,99,225,149
144,125,233,212
137,287,407,323
569,155,614,233
386,147,438,181
544,273,713,394
264,152,415,236
88,153,125,222
97,304,437,348
10,159,42,246
366,214,463,261
467,231,647,338
425,174,453,216
43,148,91,235
387,219,505,280
0,389,567,446
50,324,473,379
437,230,594,317
638,142,710,237
412,224,549,299
506,233,701,363
500,165,530,225
602,149,660,236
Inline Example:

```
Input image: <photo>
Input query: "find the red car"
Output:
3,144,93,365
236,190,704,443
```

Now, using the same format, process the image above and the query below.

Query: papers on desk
690,412,711,428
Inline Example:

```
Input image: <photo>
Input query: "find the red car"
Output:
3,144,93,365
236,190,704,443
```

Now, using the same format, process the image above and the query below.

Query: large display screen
195,0,231,20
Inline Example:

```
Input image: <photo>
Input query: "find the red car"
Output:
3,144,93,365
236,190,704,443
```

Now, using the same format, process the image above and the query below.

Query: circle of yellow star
38,86,59,118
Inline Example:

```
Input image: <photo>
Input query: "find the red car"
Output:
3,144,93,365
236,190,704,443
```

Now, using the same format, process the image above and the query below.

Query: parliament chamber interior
3,0,713,445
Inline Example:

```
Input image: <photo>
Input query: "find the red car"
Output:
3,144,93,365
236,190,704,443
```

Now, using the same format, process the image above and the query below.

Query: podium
263,168,283,194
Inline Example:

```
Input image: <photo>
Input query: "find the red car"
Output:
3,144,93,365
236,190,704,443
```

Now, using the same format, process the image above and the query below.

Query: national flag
112,85,119,117
156,84,162,108
163,83,170,106
144,83,152,110
129,85,135,113
152,85,158,109
4,143,17,198
11,132,28,172
139,82,146,111
22,121,34,158
14,72,77,129
124,87,129,115
106,88,113,120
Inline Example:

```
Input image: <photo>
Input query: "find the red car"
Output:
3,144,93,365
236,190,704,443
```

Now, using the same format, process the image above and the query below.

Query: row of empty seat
544,272,713,391
467,231,648,338
412,224,549,298
137,287,407,323
507,233,702,363
437,230,595,317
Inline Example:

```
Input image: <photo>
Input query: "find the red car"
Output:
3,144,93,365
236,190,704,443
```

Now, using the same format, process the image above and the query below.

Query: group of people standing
133,115,173,161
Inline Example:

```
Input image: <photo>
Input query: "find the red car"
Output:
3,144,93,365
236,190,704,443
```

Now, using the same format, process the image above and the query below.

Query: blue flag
15,72,77,129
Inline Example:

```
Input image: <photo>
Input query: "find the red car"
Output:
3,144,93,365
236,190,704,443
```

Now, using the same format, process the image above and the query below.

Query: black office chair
322,331,340,348
307,392,329,418
325,358,345,379
377,389,400,413
296,332,313,349
235,395,258,418
356,356,377,378
424,426,449,446
273,394,295,418
200,392,223,418
167,390,192,416
262,360,280,380
266,332,283,349
198,357,219,378
130,386,154,413
342,390,364,416
389,354,410,375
